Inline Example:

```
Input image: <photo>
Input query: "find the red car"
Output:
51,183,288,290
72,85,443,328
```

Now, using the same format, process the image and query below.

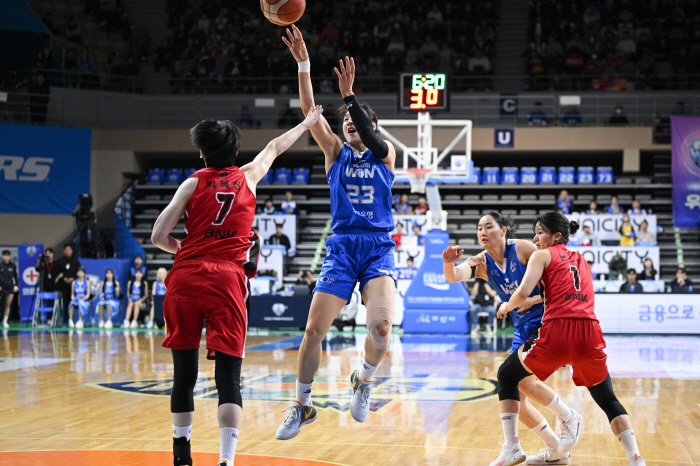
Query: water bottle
689,285,694,293
667,285,672,293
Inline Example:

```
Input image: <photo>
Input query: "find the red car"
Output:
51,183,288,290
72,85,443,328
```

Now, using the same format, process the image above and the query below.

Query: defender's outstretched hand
442,246,464,264
282,24,309,63
334,56,355,98
301,105,323,129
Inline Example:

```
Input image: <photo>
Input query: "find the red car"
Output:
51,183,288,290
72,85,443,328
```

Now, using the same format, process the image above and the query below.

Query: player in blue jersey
443,213,582,465
277,26,397,440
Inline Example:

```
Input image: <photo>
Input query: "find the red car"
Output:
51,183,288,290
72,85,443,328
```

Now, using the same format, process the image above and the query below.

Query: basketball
260,0,306,26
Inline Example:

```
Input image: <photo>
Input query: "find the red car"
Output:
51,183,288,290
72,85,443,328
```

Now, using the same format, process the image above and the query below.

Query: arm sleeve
343,94,389,159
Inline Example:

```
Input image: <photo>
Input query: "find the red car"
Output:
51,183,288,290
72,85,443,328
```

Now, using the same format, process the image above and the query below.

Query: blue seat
32,292,60,327
539,166,556,184
502,167,519,184
520,167,538,184
558,166,575,184
273,167,292,184
577,166,595,184
147,168,164,184
165,168,182,184
597,166,615,183
184,167,198,179
259,169,272,184
470,167,481,184
482,167,501,184
292,167,309,184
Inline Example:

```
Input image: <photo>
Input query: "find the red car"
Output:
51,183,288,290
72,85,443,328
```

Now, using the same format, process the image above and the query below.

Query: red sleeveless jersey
540,243,598,322
174,167,257,269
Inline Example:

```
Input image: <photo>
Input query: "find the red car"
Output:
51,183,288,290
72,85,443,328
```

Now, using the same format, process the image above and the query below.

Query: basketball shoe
629,454,646,465
105,319,113,329
489,436,526,466
275,401,317,440
557,409,583,453
526,448,571,464
350,370,372,423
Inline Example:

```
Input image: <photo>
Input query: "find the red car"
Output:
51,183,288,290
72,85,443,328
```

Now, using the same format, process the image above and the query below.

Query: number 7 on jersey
213,192,236,225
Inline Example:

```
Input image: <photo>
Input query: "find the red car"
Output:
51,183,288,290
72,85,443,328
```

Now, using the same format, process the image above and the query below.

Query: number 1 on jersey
569,264,581,291
213,192,236,225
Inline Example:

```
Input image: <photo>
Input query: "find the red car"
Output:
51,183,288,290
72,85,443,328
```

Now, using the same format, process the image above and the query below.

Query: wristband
298,59,310,73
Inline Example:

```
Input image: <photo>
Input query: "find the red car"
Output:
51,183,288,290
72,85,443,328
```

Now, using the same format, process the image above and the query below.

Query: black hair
336,102,380,135
77,266,86,274
483,212,517,239
627,268,637,274
190,119,241,168
532,211,579,244
103,268,115,282
45,247,54,254
677,267,686,273
134,254,143,260
1,250,9,255
63,243,72,249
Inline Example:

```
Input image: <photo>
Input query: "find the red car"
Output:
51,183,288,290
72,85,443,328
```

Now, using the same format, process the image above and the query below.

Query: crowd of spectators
526,0,700,90
159,0,500,93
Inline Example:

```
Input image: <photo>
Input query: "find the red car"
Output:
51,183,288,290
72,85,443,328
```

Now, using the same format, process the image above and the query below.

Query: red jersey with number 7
174,167,257,270
540,243,598,322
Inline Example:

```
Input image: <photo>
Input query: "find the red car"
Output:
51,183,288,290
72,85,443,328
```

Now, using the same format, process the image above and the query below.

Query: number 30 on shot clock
399,73,449,112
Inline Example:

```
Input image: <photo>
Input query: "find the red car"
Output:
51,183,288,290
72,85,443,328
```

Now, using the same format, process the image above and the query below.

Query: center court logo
92,374,498,413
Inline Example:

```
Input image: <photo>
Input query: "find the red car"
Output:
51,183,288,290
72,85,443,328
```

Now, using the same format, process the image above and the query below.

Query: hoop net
406,168,431,193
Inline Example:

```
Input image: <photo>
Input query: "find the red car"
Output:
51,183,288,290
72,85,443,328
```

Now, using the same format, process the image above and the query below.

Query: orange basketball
260,0,305,26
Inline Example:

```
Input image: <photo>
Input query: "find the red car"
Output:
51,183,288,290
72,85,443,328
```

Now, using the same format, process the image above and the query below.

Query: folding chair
32,292,61,327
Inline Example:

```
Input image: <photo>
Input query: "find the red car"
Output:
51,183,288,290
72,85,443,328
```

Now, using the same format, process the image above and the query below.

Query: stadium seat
482,167,500,184
577,166,595,184
539,166,556,184
502,167,519,184
147,168,164,184
184,168,198,178
165,168,182,184
597,166,614,183
520,167,538,184
470,167,481,184
558,166,575,184
259,169,272,184
292,167,310,184
274,167,292,184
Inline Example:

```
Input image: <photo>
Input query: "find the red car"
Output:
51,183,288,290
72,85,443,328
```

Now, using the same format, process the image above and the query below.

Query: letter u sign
495,129,514,148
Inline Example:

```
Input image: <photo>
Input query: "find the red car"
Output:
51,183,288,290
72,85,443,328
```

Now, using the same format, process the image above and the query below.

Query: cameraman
1,250,19,329
55,244,81,325
36,248,57,292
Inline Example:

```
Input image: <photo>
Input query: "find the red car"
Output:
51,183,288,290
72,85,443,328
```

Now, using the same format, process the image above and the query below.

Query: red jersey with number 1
540,243,598,322
174,167,257,269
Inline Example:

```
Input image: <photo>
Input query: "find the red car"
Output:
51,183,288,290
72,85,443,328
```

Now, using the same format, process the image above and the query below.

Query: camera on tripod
70,193,105,258
74,193,95,223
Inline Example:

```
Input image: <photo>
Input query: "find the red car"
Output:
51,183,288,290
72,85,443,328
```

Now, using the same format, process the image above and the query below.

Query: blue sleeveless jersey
103,282,116,300
155,281,166,295
74,279,88,300
328,143,395,233
484,240,543,327
129,282,142,301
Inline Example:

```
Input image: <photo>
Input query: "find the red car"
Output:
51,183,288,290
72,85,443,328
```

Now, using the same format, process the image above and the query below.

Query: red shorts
161,257,248,359
523,318,608,387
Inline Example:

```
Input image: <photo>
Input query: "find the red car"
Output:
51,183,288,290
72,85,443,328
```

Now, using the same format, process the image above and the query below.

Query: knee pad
171,349,199,413
497,350,531,401
365,297,394,350
587,373,627,422
215,351,243,408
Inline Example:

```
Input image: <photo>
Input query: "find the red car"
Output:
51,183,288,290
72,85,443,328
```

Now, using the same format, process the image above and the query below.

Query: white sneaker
558,409,583,453
76,320,84,329
275,401,317,440
98,320,104,328
350,370,372,423
2,321,8,329
130,320,138,328
105,320,113,329
629,453,646,465
147,320,153,329
123,320,129,328
526,448,571,464
68,320,75,328
489,436,526,466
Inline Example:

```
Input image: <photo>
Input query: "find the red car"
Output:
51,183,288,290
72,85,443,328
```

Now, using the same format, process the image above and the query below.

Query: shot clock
399,73,449,112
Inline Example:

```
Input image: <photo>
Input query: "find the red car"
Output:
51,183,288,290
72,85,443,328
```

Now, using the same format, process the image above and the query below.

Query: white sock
531,418,559,450
358,359,378,381
172,424,191,440
501,412,519,448
296,380,313,406
219,427,238,464
617,429,640,462
546,394,572,419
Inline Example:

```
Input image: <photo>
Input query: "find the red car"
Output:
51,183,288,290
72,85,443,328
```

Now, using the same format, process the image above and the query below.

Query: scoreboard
399,73,449,112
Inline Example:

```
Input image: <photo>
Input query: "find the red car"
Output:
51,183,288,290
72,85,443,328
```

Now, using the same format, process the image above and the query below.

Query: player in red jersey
151,106,323,466
488,212,646,466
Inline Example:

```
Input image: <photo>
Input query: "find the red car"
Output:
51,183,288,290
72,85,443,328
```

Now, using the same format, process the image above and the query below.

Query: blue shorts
511,316,543,353
315,232,396,302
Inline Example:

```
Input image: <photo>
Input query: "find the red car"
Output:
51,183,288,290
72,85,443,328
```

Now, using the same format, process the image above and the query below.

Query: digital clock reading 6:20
399,73,449,112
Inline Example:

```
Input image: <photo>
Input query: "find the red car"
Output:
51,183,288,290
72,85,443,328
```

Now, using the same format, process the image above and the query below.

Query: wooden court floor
0,329,699,466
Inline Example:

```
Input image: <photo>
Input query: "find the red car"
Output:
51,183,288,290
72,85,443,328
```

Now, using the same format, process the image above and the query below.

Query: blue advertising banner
18,244,43,322
671,116,700,228
0,124,92,214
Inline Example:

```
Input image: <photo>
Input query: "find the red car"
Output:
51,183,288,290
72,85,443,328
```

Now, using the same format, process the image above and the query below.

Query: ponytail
533,212,577,244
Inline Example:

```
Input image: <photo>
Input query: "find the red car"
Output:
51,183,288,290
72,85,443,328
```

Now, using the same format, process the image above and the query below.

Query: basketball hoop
406,168,431,193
